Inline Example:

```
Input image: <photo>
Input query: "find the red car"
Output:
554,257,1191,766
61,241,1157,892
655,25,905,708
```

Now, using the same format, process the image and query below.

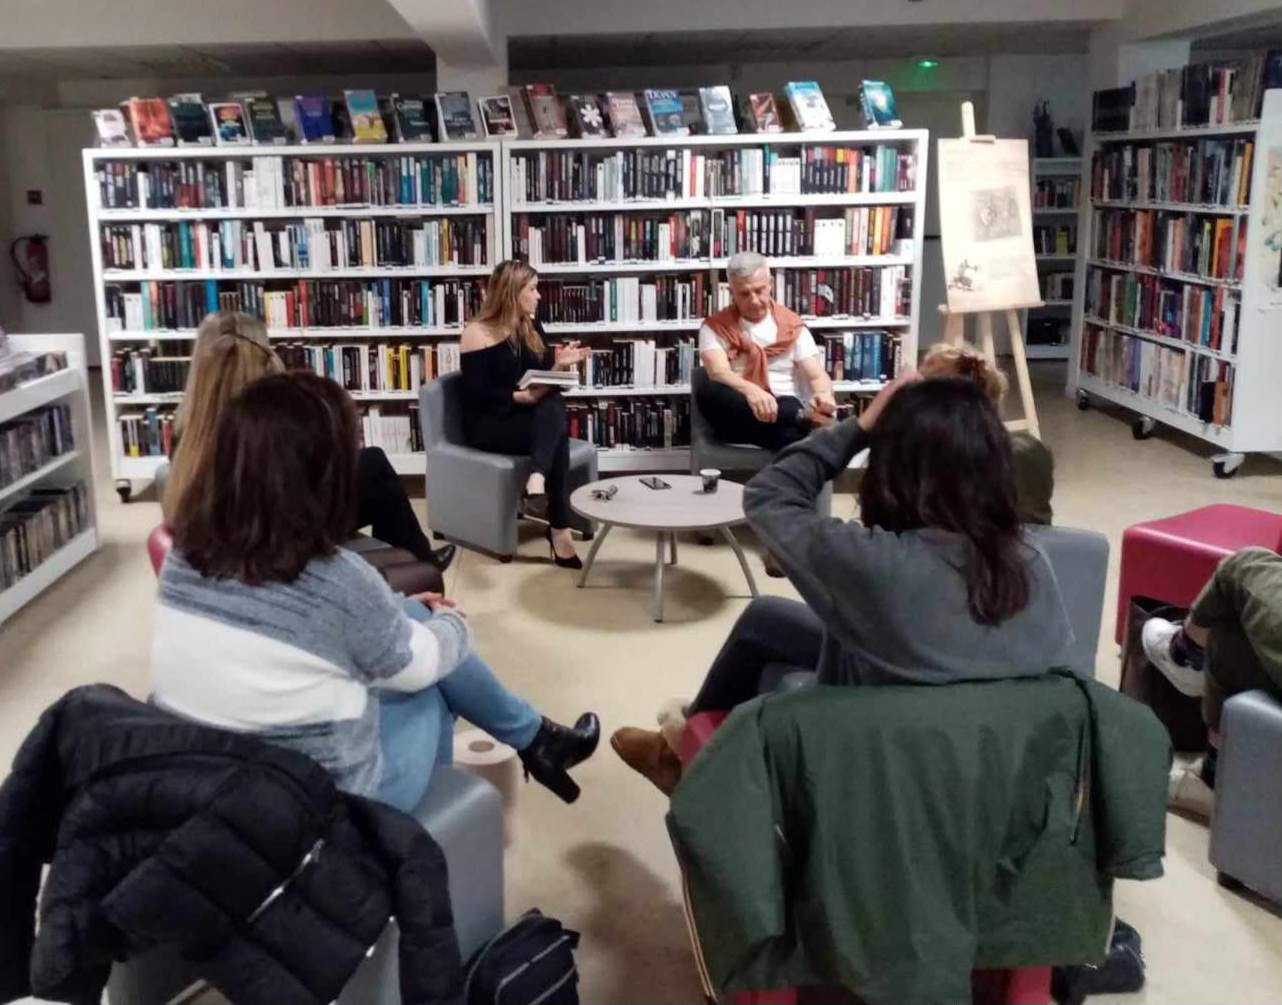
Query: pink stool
1115,504,1282,643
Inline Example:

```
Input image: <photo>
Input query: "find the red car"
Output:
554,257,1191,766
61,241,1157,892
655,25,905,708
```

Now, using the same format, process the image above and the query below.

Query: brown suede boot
611,727,682,796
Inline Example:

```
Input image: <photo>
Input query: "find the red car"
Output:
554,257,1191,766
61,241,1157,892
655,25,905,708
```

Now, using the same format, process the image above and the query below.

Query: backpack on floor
464,909,581,1005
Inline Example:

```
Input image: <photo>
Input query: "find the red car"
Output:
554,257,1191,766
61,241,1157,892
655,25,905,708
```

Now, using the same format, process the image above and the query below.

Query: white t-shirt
697,312,820,399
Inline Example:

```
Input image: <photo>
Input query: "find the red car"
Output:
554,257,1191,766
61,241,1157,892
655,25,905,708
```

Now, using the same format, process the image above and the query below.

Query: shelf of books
501,129,928,472
1071,62,1282,476
0,333,99,625
1027,157,1082,361
84,139,502,492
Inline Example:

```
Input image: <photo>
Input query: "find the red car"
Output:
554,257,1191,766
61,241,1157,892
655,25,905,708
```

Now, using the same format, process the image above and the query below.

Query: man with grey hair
697,251,836,449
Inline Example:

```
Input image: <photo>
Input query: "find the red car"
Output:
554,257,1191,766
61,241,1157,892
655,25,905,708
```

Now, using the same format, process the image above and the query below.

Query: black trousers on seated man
696,378,811,452
689,595,824,713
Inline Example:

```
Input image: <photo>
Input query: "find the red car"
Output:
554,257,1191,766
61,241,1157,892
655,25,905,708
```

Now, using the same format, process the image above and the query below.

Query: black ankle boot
518,713,600,803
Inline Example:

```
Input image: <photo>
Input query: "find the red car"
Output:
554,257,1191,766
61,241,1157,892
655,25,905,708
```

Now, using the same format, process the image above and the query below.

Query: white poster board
937,138,1040,313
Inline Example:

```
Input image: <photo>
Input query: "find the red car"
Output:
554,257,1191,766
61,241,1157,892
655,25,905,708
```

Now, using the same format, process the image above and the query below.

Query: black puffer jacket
0,685,463,1005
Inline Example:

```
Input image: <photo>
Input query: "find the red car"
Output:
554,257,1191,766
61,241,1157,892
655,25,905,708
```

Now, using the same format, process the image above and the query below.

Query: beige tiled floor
3,366,1281,1004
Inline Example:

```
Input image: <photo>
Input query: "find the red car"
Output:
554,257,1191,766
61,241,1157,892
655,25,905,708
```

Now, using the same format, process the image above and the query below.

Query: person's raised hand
745,383,779,423
857,370,922,431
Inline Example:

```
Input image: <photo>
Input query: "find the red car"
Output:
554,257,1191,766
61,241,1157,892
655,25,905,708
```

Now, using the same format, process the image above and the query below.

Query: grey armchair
1211,690,1282,905
419,373,597,561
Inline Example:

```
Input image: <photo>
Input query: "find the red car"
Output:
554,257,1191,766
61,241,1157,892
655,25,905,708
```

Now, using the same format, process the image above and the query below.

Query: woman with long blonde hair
162,310,454,571
461,261,589,568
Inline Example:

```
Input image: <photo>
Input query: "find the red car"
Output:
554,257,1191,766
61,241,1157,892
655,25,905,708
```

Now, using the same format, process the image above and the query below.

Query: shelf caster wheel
1131,416,1156,440
115,480,133,503
1217,871,1245,892
1212,453,1245,480
1076,389,1090,411
498,554,514,564
432,530,447,540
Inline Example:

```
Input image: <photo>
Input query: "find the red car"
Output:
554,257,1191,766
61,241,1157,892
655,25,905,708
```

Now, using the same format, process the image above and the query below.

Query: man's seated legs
695,377,810,451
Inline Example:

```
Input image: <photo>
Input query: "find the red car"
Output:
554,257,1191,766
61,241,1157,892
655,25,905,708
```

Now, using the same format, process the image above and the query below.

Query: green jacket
667,676,1170,1005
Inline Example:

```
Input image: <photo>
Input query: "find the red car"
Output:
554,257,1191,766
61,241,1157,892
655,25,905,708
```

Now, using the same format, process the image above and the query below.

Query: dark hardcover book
167,94,212,145
294,94,335,143
1091,85,1135,132
243,95,288,144
1181,64,1212,127
478,94,519,137
331,98,352,141
679,91,704,134
1057,128,1079,156
391,93,435,141
604,91,647,137
567,94,608,137
435,91,479,140
699,85,737,135
523,84,568,138
746,92,783,133
643,89,688,136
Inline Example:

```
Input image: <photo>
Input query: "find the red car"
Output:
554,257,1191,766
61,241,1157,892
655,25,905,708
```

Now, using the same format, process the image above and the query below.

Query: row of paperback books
0,483,91,592
1090,138,1254,207
819,331,901,383
1080,325,1234,426
276,342,463,393
100,217,489,273
1090,208,1245,281
106,278,485,333
764,265,911,321
119,408,175,459
510,207,911,265
93,153,493,211
1041,272,1075,300
509,144,915,204
538,274,712,324
578,340,696,389
1085,269,1241,354
0,404,75,490
363,406,425,455
1033,177,1081,209
565,399,690,451
1034,224,1076,255
1092,53,1280,133
110,352,189,395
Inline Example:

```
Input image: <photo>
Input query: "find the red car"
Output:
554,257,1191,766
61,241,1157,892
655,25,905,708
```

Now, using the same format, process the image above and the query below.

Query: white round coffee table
570,474,760,622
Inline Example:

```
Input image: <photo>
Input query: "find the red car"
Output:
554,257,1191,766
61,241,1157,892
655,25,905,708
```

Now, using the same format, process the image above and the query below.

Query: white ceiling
509,23,1096,71
0,39,433,81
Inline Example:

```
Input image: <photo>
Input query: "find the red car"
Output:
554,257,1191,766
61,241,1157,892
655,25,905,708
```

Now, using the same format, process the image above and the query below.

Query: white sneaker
1168,757,1215,820
1141,617,1205,696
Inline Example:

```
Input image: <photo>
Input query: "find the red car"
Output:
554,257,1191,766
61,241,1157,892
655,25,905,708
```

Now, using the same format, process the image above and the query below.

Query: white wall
1121,0,1282,39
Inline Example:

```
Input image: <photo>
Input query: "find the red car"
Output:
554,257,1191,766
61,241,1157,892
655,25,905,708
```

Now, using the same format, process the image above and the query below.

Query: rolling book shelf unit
0,333,99,624
501,129,929,472
1070,89,1282,478
1026,157,1082,361
83,141,502,500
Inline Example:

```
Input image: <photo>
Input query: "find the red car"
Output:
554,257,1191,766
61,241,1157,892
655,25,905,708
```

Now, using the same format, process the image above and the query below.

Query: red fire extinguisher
9,235,51,304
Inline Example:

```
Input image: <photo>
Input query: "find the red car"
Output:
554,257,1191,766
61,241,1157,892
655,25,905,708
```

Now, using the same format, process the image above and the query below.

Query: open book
518,369,580,390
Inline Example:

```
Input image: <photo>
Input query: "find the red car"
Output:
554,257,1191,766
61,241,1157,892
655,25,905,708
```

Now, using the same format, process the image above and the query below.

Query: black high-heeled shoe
428,543,457,572
545,527,583,570
518,713,601,803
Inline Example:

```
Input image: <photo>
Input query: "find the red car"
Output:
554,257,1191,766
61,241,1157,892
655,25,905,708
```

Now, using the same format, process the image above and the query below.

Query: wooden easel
938,102,1041,440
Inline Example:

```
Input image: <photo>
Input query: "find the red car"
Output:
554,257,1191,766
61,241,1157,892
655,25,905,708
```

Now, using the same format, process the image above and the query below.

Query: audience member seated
1142,547,1282,817
918,340,1055,525
163,310,455,573
695,250,837,450
460,261,591,569
151,371,600,808
613,375,1074,793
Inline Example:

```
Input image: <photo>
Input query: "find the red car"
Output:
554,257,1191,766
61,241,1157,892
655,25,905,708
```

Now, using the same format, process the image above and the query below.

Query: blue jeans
376,599,542,812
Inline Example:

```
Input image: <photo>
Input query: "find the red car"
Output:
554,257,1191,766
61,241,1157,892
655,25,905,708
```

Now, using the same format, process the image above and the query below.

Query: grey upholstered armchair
419,373,597,561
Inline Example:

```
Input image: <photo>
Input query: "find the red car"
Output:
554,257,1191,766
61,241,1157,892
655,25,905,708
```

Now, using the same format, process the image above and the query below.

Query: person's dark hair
857,378,1030,625
172,371,358,584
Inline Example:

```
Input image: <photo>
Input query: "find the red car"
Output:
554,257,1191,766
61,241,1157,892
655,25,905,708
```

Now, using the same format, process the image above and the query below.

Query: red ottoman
1116,504,1282,643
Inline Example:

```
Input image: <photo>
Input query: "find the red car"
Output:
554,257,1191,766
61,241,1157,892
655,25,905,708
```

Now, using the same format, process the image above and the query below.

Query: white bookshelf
83,141,502,498
1069,91,1282,477
501,130,929,472
0,333,99,624
1024,157,1083,362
